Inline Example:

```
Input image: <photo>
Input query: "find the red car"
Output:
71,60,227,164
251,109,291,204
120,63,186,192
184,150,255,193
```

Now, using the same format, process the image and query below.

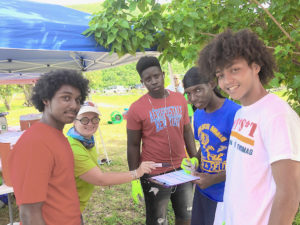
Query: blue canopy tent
0,0,158,84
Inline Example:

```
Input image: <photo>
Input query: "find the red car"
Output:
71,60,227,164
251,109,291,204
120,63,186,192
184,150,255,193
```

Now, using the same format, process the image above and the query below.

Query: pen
153,163,171,167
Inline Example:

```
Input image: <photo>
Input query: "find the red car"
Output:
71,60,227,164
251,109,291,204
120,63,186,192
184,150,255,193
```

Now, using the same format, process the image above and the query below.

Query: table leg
7,192,13,225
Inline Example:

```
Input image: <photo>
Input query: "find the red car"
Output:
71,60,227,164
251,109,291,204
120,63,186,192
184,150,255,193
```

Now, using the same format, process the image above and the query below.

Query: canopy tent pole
96,126,111,165
85,89,111,165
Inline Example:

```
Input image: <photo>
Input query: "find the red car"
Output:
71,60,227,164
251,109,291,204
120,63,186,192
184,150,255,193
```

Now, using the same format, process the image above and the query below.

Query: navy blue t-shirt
194,98,240,202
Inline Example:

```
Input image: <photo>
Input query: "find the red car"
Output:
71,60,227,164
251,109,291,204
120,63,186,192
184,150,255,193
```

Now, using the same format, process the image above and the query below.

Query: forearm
268,159,300,225
211,171,226,184
268,191,299,225
20,203,46,225
80,160,155,186
195,147,202,162
95,171,137,186
127,129,142,170
193,171,226,189
127,145,141,170
183,124,197,157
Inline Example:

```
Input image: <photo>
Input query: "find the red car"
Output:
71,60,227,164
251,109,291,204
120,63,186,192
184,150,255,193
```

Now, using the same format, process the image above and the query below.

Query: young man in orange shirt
9,70,89,225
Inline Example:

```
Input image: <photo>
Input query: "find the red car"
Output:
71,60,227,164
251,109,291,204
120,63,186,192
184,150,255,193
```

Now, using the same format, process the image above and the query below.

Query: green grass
0,92,299,225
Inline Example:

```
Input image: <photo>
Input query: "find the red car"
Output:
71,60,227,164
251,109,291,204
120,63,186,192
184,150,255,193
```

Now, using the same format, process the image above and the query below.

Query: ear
209,80,217,89
162,72,165,78
42,99,49,106
252,62,261,74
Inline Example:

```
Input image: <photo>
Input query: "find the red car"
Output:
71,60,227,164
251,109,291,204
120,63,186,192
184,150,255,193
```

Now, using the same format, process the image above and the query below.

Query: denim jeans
140,170,193,225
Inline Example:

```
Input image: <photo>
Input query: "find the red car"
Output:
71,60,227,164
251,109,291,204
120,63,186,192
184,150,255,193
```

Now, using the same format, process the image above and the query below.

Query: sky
30,0,171,5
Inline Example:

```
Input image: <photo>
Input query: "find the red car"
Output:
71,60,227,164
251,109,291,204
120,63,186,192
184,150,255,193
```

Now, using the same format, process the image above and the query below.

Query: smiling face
216,58,262,106
42,84,82,130
140,66,165,98
74,112,99,139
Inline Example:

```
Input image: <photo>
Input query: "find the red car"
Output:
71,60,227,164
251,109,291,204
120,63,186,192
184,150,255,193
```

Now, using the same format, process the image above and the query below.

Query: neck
205,95,225,113
241,81,268,106
149,89,169,99
83,135,92,140
40,114,64,131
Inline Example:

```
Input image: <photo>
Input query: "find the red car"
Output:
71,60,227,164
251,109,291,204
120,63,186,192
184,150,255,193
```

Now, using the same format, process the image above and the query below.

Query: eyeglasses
75,117,100,125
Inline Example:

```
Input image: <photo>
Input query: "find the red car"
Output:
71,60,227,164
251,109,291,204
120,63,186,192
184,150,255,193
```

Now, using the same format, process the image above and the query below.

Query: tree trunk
20,84,34,107
4,98,10,111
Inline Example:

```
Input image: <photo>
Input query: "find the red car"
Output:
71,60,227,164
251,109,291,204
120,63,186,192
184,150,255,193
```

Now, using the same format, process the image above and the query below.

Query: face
216,58,261,106
74,112,99,139
43,85,82,130
184,83,214,109
174,76,180,87
140,66,165,96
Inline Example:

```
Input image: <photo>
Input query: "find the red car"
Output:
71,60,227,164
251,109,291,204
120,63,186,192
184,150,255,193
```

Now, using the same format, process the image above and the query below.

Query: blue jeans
191,188,217,225
141,171,193,225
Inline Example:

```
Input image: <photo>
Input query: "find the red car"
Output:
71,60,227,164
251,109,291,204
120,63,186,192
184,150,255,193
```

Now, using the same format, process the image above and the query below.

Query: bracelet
130,170,138,180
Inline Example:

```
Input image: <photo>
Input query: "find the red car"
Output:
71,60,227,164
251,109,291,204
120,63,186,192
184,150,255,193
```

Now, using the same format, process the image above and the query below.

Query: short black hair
31,70,90,112
183,66,224,98
182,67,211,89
136,56,162,77
198,29,275,85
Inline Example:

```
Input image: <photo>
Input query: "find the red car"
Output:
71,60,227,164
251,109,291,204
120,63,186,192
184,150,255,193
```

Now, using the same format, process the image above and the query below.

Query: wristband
130,170,138,180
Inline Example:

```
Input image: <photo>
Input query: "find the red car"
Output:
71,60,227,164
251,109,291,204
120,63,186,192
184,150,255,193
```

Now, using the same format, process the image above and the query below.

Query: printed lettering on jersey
149,106,182,132
230,118,257,155
197,123,227,173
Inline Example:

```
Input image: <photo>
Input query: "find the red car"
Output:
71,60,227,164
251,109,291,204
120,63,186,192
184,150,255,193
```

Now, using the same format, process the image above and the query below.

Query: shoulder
17,122,50,143
67,137,90,156
193,109,207,123
261,94,297,118
67,136,81,147
194,108,204,116
169,91,186,101
224,98,241,111
129,94,148,109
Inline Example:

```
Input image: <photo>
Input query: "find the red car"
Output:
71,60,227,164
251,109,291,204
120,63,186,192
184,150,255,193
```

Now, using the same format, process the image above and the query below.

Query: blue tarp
0,0,158,83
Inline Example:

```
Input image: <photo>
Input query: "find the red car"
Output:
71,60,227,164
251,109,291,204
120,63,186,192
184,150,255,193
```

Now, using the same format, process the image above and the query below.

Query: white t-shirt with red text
223,94,300,225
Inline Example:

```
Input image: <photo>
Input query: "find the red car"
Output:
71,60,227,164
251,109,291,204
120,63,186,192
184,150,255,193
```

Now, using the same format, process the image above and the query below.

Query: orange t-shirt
9,122,81,225
127,91,189,174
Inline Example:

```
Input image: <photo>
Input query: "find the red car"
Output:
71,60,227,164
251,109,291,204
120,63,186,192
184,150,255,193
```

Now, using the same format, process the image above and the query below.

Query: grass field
0,91,299,225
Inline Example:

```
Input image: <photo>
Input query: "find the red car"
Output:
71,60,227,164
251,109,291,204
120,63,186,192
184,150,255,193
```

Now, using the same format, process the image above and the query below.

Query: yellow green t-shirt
67,136,99,212
184,93,194,117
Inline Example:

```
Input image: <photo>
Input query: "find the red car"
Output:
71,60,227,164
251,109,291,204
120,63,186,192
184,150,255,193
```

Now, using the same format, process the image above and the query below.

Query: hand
131,179,144,204
181,157,199,174
192,172,217,189
136,161,156,178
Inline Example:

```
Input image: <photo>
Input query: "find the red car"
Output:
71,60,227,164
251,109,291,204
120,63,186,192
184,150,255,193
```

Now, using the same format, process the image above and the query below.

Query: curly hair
31,70,90,112
198,29,276,85
136,56,162,77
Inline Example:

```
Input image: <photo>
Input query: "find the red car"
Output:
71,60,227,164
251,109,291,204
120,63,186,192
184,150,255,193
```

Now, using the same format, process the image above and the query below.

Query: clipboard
148,170,200,187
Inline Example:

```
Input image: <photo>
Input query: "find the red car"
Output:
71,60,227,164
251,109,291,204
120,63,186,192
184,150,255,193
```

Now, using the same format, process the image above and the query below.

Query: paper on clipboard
149,170,200,187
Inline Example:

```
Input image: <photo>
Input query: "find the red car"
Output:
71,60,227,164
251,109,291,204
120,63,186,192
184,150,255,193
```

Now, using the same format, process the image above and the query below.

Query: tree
0,85,22,111
84,0,300,114
19,84,34,107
